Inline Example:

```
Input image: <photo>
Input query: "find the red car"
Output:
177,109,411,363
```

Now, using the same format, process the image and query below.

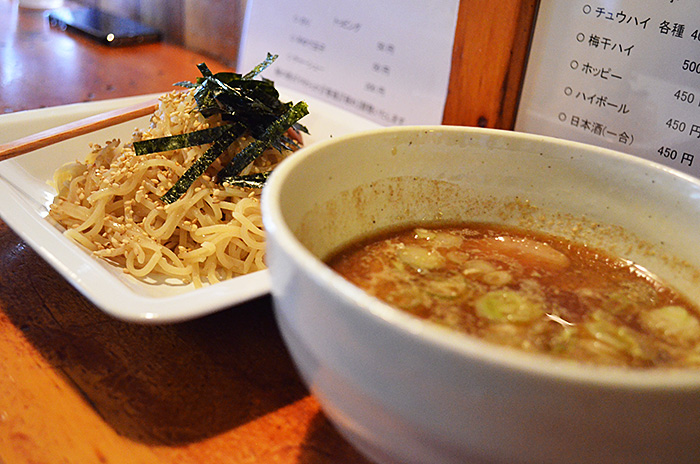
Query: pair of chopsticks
0,98,159,163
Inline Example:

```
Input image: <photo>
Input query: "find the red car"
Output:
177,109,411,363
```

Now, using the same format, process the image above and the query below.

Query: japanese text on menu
516,0,700,177
238,0,460,126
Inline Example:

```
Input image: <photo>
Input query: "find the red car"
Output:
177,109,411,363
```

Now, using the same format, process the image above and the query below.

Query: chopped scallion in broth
327,223,700,368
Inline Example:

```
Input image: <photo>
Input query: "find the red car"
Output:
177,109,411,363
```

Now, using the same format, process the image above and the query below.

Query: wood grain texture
72,0,246,66
62,0,538,129
0,3,370,463
443,0,539,129
0,1,225,114
0,1,540,462
0,99,158,160
0,224,369,463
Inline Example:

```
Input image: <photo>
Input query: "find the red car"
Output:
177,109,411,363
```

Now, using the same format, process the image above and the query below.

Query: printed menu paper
516,0,700,178
238,0,460,126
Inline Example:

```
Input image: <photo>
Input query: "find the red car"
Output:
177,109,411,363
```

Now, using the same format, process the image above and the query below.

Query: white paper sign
516,0,700,177
238,0,460,126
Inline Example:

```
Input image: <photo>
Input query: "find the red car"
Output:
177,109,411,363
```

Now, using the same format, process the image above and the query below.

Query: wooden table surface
0,2,372,463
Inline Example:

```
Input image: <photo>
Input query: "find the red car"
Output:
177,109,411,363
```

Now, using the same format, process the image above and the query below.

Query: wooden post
443,0,539,129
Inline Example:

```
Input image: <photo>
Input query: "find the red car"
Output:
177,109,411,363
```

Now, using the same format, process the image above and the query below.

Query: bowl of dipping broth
261,126,700,464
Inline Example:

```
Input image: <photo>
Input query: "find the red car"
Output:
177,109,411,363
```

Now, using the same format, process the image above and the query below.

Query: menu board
516,0,700,177
238,0,460,126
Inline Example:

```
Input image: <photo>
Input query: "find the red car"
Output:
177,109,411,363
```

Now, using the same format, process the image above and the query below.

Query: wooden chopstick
0,98,159,162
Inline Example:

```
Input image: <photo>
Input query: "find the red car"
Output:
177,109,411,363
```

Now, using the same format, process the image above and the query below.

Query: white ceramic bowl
261,126,700,464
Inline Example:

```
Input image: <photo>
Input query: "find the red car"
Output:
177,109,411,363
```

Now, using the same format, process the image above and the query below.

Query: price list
516,0,700,177
238,0,459,126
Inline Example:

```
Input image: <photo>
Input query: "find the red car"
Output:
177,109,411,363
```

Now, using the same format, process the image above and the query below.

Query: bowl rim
262,124,700,390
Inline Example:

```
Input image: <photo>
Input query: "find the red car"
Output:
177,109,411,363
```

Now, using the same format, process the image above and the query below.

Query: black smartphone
47,6,162,46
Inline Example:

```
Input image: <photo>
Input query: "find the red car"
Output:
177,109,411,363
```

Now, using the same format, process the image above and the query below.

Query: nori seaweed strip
184,57,290,136
242,53,278,79
217,101,309,181
150,55,309,204
173,80,196,89
219,172,270,189
174,56,295,134
191,65,224,118
205,79,285,135
133,125,235,156
270,128,307,153
216,87,282,131
160,124,245,204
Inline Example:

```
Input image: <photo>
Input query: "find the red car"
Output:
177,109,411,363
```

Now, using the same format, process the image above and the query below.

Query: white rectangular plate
0,89,380,323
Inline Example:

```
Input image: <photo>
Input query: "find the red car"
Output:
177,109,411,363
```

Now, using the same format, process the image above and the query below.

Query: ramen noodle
328,222,700,368
49,90,292,287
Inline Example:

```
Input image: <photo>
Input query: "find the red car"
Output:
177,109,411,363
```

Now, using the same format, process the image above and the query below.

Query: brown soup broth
327,223,700,368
